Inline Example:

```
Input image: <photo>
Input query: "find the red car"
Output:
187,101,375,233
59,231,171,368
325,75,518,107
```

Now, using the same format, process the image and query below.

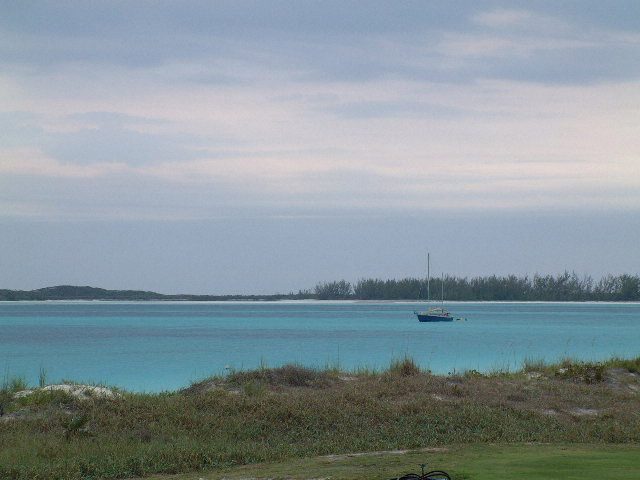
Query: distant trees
317,272,640,301
531,272,592,301
594,274,640,301
353,278,422,300
1,273,638,302
313,280,352,299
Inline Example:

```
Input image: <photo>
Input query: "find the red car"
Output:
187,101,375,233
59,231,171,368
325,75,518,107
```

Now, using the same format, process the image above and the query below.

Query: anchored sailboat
415,253,454,322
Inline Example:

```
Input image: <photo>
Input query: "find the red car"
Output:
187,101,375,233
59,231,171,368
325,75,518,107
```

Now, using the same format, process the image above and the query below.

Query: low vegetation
2,271,639,301
318,272,640,301
0,285,295,301
1,356,639,480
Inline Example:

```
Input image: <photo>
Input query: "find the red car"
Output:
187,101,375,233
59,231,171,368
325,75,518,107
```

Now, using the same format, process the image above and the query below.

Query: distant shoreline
1,275,639,302
2,298,640,305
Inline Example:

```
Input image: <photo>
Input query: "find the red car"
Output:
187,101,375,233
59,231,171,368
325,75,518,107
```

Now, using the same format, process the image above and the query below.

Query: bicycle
390,463,451,480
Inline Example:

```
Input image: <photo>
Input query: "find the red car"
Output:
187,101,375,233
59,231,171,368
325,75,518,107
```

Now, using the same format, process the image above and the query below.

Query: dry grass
1,358,639,479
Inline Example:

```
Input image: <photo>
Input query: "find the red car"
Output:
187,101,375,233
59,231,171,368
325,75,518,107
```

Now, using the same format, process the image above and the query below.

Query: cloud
0,111,218,167
2,2,639,86
436,34,596,58
318,100,464,119
1,76,638,214
42,116,205,166
1,2,639,220
473,10,534,28
0,147,128,178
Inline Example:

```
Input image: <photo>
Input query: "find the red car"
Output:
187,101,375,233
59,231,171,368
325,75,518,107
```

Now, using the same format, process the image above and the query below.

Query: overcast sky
1,1,639,294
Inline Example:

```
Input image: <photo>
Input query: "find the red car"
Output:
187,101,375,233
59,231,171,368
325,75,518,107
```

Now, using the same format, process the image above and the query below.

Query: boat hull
416,312,454,322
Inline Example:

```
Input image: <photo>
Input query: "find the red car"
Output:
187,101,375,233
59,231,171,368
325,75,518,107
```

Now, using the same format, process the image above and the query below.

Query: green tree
314,280,352,299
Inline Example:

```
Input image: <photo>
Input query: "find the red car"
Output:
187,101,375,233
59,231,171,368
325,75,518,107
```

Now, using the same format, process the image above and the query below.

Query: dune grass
0,356,639,480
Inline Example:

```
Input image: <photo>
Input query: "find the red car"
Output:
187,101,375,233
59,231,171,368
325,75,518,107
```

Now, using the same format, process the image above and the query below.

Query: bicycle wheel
423,470,451,480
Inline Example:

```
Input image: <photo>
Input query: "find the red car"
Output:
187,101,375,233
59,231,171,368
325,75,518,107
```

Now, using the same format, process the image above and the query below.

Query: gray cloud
0,112,43,148
2,2,639,84
1,1,639,222
0,111,222,166
319,100,465,119
489,45,640,84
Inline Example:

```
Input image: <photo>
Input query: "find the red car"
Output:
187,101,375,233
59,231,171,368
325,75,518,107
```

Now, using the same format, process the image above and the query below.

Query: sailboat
415,253,454,322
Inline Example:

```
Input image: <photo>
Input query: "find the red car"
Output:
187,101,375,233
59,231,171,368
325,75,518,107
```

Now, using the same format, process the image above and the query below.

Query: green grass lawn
145,444,640,480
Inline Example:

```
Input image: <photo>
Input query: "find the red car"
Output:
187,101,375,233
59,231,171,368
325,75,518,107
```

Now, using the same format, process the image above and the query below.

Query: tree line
313,272,640,301
1,273,638,301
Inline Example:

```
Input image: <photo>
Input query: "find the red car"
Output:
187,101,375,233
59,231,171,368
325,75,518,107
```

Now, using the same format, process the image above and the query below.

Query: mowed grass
145,444,640,480
1,357,639,480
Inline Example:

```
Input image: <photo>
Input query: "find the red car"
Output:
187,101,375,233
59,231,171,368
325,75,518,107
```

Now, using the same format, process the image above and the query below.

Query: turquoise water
1,301,639,392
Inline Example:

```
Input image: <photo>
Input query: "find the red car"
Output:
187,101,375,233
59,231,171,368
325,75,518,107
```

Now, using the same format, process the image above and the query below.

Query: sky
1,1,639,294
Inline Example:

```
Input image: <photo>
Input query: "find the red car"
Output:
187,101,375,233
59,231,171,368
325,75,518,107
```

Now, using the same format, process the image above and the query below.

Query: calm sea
1,301,639,392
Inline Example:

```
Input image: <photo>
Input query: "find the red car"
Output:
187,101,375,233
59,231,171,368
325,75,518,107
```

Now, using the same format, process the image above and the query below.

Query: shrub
608,356,640,373
227,364,334,388
556,360,605,384
388,357,421,376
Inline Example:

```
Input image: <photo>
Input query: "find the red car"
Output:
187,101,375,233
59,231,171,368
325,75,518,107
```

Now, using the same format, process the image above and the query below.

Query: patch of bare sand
321,447,449,461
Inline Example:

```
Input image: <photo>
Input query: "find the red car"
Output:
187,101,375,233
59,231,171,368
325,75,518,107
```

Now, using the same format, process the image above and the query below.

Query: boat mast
441,272,444,308
427,252,430,303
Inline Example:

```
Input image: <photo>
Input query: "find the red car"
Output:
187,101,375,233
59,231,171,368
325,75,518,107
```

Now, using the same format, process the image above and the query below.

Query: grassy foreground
1,357,639,480
143,444,640,480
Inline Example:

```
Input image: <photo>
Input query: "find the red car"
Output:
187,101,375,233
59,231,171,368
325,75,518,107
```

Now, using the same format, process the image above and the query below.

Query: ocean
1,301,639,392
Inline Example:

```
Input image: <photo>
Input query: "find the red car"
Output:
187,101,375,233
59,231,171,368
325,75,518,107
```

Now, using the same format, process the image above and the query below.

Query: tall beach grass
0,355,639,480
